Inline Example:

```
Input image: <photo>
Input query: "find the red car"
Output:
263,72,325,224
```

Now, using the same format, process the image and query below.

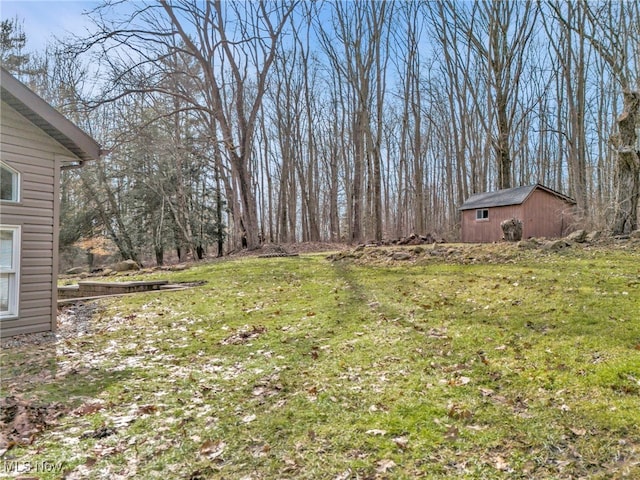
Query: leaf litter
1,246,639,478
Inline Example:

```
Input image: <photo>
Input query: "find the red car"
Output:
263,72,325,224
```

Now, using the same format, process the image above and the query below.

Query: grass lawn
1,243,639,479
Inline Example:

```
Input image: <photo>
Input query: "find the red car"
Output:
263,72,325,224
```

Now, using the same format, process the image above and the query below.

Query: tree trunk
612,91,640,234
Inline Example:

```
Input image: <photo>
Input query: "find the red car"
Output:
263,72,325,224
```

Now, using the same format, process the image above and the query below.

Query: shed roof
1,67,101,163
459,184,575,211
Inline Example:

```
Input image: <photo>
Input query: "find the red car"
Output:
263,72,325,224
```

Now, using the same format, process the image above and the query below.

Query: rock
66,266,87,275
543,239,570,251
260,243,289,255
398,234,418,245
566,229,587,243
168,264,188,271
586,231,601,243
393,233,444,245
518,238,540,250
112,259,140,272
421,233,437,244
101,268,114,276
391,252,412,261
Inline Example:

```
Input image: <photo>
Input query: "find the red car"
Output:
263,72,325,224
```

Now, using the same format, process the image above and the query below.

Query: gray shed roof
1,67,101,163
459,184,575,211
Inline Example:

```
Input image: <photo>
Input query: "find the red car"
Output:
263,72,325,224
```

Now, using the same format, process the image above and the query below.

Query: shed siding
461,205,523,243
461,188,575,243
1,101,69,337
521,189,574,238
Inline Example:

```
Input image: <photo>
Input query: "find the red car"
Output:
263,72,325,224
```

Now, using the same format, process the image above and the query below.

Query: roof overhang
1,67,101,164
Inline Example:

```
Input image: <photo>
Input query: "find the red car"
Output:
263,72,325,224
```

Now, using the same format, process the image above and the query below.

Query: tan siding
1,151,56,176
13,273,51,288
0,210,55,224
22,298,52,309
0,205,57,219
22,256,54,267
22,189,55,202
22,282,53,294
19,224,53,234
22,266,53,276
22,290,53,303
1,101,73,337
20,198,55,211
19,306,52,318
22,231,53,243
23,241,55,251
0,320,52,337
2,123,77,159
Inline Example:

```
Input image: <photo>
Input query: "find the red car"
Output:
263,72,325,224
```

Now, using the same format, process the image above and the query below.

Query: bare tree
542,2,589,217
316,1,391,243
433,1,538,191
82,0,298,249
552,0,640,233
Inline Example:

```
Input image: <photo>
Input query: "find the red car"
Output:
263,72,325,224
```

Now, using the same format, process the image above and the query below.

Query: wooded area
2,0,639,263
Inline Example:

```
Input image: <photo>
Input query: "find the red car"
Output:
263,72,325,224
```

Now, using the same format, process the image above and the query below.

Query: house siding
461,188,575,243
0,101,69,337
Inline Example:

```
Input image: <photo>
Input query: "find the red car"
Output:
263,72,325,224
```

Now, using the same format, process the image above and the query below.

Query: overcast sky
1,0,102,52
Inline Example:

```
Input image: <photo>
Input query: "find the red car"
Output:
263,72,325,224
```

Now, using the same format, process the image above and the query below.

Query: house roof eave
1,67,101,163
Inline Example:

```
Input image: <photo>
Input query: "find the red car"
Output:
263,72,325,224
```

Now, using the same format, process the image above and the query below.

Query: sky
1,0,102,52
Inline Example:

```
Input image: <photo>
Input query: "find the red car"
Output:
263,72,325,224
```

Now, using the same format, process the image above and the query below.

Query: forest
2,0,639,264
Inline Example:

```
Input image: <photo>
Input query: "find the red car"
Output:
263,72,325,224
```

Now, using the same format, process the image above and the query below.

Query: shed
459,184,576,243
1,67,101,337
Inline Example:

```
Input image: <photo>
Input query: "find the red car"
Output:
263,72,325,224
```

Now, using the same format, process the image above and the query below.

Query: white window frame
476,209,489,221
0,225,21,319
0,161,21,203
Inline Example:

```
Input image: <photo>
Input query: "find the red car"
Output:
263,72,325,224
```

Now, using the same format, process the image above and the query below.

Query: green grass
2,244,640,479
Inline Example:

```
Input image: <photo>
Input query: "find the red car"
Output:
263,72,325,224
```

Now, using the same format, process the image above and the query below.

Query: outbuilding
1,67,101,337
459,184,576,243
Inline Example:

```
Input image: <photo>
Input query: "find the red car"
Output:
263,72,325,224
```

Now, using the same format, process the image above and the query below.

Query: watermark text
1,460,64,474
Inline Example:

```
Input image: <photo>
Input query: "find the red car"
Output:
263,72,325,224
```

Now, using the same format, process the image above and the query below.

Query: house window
0,226,20,319
0,162,20,202
476,209,489,221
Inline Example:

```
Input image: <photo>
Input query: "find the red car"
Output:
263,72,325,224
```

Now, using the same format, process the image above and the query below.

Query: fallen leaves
375,459,397,473
200,439,226,460
241,414,257,424
450,376,472,387
80,426,116,440
137,404,158,415
447,401,473,420
0,395,66,453
392,436,409,449
444,425,459,441
493,455,512,472
221,325,267,345
569,427,587,437
73,401,106,416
